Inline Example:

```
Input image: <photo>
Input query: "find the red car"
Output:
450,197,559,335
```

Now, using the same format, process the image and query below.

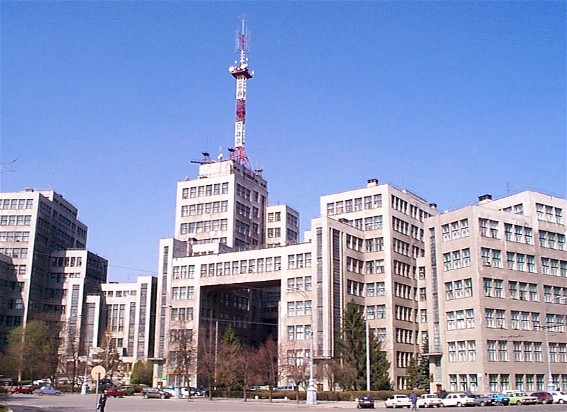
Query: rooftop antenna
228,17,254,170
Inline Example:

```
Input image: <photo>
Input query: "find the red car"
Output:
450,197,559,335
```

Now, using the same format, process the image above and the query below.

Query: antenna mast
228,18,254,170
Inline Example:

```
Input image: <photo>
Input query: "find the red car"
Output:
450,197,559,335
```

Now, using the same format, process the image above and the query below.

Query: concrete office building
154,167,439,390
419,191,567,393
99,276,157,381
0,190,107,362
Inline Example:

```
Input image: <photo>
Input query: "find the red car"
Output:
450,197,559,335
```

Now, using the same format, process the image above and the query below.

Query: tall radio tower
228,18,254,170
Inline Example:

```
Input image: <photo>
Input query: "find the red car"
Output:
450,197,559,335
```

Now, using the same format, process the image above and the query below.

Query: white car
441,393,476,407
385,394,413,408
417,394,444,408
549,390,567,404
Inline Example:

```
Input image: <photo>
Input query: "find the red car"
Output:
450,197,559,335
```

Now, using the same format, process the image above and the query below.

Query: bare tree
56,322,83,391
254,337,283,402
168,323,195,395
92,329,124,382
283,343,309,404
197,324,217,398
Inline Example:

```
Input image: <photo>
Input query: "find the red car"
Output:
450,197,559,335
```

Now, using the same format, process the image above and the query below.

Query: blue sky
1,1,565,282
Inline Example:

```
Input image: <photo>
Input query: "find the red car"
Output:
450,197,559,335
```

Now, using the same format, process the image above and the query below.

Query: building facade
154,167,440,390
0,190,107,361
99,276,157,380
420,191,567,393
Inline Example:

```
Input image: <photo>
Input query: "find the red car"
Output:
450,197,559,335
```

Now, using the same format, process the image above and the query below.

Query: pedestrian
97,392,107,412
409,391,418,410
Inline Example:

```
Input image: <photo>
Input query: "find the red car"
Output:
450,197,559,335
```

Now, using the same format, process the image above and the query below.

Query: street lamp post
544,326,554,392
287,287,316,405
81,347,89,395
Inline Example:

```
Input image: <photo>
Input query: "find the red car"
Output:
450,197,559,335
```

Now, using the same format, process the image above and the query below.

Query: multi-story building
100,276,157,380
0,189,107,360
266,204,300,247
155,169,439,389
420,191,567,394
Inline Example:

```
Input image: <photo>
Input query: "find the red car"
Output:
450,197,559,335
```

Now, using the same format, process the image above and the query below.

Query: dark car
488,393,510,406
531,391,554,404
104,388,125,398
357,395,375,409
142,387,172,399
9,385,33,394
472,394,494,406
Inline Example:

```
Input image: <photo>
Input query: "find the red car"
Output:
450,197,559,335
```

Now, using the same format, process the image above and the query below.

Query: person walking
97,392,107,412
409,391,418,410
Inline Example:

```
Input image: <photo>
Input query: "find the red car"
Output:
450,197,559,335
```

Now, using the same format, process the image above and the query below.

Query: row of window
286,324,312,341
49,273,81,283
342,215,384,231
0,314,22,327
51,256,83,267
326,194,383,216
442,219,470,242
0,231,30,243
179,219,228,234
485,309,565,331
535,203,563,224
446,309,475,330
286,300,313,316
451,372,566,393
0,198,34,210
444,278,473,300
286,276,312,292
103,289,137,298
170,307,194,321
182,183,229,199
0,248,28,258
0,215,32,226
447,340,477,362
171,286,195,300
180,201,229,216
539,230,566,250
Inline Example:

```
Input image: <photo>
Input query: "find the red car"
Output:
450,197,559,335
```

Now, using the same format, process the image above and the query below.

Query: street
3,394,567,412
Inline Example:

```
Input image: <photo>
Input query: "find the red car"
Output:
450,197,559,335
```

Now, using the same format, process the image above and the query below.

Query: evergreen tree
416,336,431,390
130,360,153,385
369,334,392,390
337,301,391,390
337,301,366,390
405,356,419,390
216,324,241,391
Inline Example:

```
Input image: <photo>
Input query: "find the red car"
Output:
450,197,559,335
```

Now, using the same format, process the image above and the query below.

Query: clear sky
1,1,565,283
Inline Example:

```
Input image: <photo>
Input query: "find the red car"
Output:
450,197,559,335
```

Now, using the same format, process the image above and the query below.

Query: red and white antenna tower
228,18,254,170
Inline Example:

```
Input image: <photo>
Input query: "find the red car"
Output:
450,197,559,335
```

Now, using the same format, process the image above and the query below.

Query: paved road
3,394,567,412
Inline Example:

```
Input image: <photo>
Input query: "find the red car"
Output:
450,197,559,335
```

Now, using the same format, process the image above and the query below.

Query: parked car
142,387,171,399
530,391,554,404
32,379,51,386
193,387,208,396
488,393,510,406
502,390,538,405
384,394,412,408
357,395,375,409
441,393,476,407
9,385,33,394
276,385,295,391
549,390,567,404
471,394,494,406
416,393,443,408
34,386,61,395
104,387,125,398
162,386,176,397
